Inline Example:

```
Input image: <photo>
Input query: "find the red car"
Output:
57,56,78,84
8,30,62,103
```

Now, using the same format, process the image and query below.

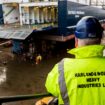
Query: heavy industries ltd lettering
75,71,105,88
75,71,105,77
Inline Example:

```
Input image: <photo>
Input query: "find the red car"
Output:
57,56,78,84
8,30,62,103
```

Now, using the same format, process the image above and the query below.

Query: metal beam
0,93,52,105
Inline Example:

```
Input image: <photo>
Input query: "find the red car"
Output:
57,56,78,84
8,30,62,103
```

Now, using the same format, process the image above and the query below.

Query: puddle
0,67,7,85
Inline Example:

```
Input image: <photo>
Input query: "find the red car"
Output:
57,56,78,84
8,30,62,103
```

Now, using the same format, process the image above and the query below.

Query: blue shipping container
58,0,105,36
0,4,4,24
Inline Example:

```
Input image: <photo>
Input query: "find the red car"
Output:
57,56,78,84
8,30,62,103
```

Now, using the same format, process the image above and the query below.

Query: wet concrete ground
0,49,66,105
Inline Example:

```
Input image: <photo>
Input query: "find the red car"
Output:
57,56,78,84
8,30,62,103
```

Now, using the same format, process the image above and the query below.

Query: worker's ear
75,37,78,48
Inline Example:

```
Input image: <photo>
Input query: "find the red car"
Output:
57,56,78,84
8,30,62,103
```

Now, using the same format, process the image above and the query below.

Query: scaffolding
71,0,105,7
89,0,105,7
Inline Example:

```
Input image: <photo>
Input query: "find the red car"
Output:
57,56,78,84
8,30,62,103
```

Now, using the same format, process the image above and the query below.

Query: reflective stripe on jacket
45,45,105,105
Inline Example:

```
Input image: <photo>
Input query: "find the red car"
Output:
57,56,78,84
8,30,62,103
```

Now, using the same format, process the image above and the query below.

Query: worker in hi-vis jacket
44,16,105,105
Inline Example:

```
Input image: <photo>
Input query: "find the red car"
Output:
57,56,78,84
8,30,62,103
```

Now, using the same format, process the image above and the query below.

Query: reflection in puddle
0,67,6,84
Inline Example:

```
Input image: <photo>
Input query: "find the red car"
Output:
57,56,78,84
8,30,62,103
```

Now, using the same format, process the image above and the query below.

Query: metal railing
0,93,52,105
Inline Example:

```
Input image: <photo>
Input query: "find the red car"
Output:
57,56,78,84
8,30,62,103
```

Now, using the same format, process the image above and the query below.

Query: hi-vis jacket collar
68,45,105,58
